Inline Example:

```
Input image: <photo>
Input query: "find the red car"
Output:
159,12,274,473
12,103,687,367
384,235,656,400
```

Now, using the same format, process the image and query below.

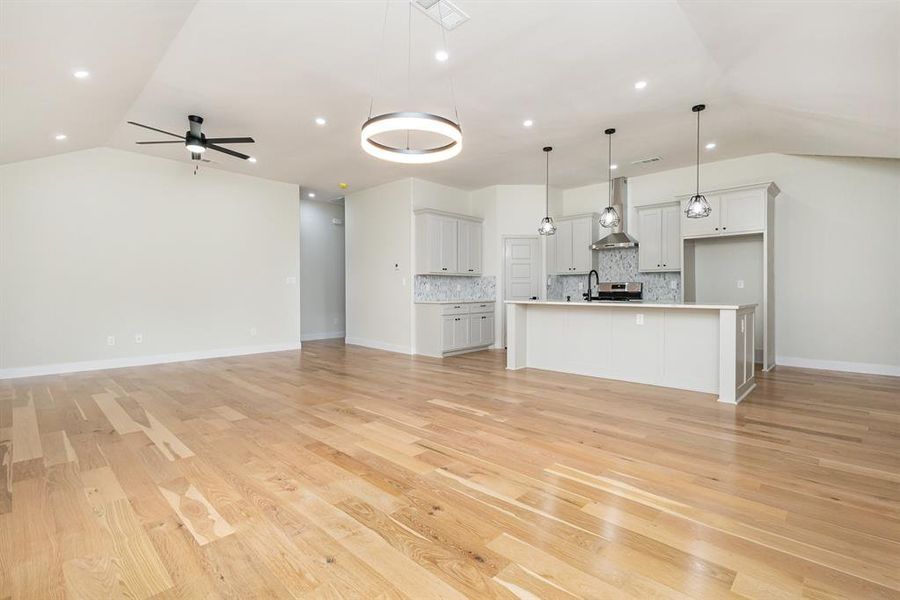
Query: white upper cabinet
549,214,599,274
679,183,770,239
415,210,483,275
639,203,681,272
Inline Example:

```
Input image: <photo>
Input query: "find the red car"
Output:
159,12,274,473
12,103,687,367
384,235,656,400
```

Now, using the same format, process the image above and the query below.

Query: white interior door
502,237,541,348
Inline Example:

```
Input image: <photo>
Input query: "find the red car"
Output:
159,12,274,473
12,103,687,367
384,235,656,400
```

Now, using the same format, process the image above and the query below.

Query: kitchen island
506,300,758,404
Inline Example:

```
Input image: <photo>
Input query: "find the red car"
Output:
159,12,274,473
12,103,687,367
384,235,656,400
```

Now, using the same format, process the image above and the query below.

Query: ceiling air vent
412,0,470,30
631,156,662,166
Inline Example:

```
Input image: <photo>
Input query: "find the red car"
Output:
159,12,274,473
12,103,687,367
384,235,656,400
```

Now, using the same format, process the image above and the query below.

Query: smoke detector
631,156,662,165
412,0,470,30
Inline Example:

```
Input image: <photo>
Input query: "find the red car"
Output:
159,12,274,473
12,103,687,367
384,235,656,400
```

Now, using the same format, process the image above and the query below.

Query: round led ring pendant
360,111,462,164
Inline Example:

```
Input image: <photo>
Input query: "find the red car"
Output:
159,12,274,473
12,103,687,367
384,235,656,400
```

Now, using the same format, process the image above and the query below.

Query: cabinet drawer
441,303,469,315
468,302,494,314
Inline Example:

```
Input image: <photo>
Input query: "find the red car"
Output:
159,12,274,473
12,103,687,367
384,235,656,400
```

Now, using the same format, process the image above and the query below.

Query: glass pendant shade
599,206,620,228
685,193,712,218
538,216,557,236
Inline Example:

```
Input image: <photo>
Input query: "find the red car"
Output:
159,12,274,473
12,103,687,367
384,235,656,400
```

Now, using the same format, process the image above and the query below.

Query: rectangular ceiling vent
631,156,662,165
412,0,470,30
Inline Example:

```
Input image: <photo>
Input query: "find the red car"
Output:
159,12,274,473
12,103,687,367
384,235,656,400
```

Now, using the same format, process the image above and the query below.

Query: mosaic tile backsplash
548,248,681,302
415,275,496,302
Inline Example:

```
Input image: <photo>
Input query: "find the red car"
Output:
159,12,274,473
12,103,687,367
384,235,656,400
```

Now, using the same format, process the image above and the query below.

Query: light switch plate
286,276,297,284
636,314,644,325
250,327,257,336
106,335,115,346
737,280,745,289
134,334,143,344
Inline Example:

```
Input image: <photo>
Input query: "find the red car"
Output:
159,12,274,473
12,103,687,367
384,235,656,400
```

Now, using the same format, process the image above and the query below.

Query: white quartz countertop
506,300,756,311
415,299,495,304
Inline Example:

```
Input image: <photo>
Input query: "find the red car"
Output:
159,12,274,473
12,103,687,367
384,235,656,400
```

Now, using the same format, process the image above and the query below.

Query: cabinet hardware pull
714,228,718,231
722,227,727,230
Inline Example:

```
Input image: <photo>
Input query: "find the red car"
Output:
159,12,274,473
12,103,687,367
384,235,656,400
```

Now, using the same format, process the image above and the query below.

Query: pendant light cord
436,1,461,125
545,150,550,216
608,133,613,209
368,0,391,119
696,108,701,195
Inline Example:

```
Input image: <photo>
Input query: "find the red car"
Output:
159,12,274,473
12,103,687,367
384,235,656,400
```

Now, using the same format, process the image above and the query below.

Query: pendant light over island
599,128,620,229
684,104,712,218
538,146,556,236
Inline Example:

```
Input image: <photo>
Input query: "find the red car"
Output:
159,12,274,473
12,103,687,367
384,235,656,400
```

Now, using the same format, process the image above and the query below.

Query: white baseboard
344,336,412,355
776,356,900,377
300,331,345,342
0,342,302,380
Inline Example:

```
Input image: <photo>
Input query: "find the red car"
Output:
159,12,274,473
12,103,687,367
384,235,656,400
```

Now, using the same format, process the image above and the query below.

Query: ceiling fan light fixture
185,142,206,153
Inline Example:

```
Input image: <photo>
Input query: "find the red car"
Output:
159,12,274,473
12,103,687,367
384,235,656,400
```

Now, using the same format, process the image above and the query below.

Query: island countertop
505,300,756,311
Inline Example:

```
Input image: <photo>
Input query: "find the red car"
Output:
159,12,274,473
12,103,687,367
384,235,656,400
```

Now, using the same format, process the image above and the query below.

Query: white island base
506,301,758,404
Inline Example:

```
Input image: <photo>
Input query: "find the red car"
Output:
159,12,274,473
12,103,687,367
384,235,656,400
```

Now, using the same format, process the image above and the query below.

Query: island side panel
718,309,738,404
506,303,528,369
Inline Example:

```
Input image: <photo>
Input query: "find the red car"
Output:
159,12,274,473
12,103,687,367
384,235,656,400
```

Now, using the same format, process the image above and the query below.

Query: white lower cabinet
417,302,495,357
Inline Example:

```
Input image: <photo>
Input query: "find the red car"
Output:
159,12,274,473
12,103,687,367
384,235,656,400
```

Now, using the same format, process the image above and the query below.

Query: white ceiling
2,0,897,200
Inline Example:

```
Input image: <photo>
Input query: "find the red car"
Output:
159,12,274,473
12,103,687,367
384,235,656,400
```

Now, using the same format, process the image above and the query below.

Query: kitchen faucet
585,269,600,302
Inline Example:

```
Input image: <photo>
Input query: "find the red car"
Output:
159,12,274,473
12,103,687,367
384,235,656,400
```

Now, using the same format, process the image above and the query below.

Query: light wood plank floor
2,340,899,599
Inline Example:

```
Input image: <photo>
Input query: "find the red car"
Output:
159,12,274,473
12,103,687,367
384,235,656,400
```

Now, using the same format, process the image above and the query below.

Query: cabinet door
457,220,470,275
570,217,593,273
423,214,443,274
553,220,573,273
480,314,495,346
469,314,482,347
439,217,458,273
452,315,470,349
441,316,455,352
661,204,681,270
680,195,720,238
468,221,482,274
720,189,765,234
638,208,662,272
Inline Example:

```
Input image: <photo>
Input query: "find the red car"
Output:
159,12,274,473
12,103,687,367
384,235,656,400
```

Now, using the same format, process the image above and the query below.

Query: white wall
300,199,345,341
0,148,301,376
563,153,900,374
344,178,413,353
475,184,562,346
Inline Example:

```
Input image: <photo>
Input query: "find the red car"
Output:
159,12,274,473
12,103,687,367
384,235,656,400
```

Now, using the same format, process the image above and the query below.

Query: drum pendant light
538,146,556,236
599,128,620,228
361,0,462,164
684,104,712,218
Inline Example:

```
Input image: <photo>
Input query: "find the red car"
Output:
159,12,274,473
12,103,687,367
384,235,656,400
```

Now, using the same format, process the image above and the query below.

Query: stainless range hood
590,177,638,250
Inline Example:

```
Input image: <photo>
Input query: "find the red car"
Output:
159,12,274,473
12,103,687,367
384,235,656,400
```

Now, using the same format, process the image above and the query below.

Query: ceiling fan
127,115,254,161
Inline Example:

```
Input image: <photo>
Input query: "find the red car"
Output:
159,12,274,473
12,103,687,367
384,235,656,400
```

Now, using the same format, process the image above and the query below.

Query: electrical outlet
106,335,116,346
285,276,296,284
250,327,257,336
134,334,143,344
635,314,644,325
737,280,745,289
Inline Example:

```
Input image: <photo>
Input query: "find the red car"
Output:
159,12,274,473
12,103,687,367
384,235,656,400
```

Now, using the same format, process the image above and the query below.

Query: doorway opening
501,236,541,348
299,192,346,341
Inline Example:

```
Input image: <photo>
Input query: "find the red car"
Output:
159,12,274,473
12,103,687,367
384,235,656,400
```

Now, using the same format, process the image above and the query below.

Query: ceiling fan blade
126,121,185,139
136,140,183,144
205,137,255,144
207,144,250,160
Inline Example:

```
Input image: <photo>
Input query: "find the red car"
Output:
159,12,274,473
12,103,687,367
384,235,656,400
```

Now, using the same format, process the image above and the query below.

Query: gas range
587,282,643,302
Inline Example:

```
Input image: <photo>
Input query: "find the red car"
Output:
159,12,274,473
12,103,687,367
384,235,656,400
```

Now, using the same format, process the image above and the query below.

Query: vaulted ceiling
2,0,897,200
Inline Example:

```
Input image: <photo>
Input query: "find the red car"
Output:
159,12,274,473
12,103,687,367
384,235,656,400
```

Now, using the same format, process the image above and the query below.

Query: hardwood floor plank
2,341,898,599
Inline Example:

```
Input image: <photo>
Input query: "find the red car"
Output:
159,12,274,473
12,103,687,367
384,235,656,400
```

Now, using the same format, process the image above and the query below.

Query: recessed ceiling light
435,50,449,62
610,164,618,170
705,142,716,150
248,157,257,163
73,70,90,79
522,119,534,128
315,117,326,126
308,192,316,198
54,133,67,140
634,80,648,90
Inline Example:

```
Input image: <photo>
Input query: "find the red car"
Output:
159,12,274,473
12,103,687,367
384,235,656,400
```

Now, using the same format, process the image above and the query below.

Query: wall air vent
631,156,663,165
412,0,470,30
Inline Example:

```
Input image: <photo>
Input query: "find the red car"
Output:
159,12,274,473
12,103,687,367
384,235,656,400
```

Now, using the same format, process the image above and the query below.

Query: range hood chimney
590,177,638,250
